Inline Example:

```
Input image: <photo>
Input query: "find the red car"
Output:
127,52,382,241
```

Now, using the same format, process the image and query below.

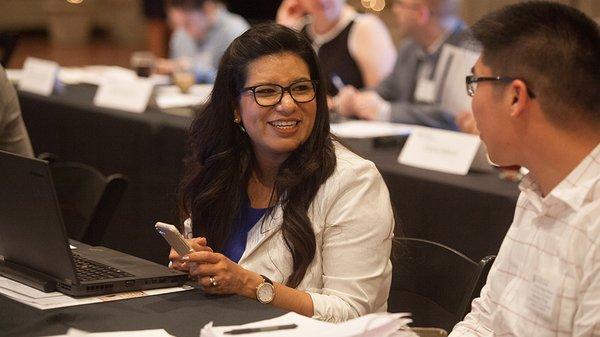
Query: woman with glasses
169,23,394,322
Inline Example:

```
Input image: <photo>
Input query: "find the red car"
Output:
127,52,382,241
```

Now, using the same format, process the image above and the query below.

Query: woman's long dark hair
178,23,336,288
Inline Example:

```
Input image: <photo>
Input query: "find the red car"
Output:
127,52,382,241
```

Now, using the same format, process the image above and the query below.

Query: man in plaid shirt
449,1,600,336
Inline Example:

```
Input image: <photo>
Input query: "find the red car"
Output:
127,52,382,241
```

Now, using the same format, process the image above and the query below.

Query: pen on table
223,323,298,335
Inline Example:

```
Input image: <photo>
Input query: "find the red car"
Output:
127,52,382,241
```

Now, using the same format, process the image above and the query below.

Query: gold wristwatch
256,274,275,304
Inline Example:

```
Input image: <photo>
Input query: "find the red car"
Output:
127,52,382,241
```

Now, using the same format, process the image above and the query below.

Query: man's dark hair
472,1,600,127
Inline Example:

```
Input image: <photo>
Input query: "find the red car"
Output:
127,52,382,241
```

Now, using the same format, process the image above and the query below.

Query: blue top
222,202,268,263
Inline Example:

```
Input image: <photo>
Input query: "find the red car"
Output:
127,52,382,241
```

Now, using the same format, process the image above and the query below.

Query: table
18,84,520,263
0,289,285,337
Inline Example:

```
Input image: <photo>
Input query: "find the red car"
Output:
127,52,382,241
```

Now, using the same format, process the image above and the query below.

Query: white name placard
19,57,59,96
398,127,481,175
93,78,154,113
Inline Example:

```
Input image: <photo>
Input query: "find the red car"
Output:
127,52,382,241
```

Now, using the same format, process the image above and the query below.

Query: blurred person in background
156,0,249,83
0,66,33,157
337,0,472,130
277,0,397,96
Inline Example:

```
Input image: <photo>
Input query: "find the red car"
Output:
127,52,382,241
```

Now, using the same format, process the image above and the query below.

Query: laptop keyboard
73,253,134,282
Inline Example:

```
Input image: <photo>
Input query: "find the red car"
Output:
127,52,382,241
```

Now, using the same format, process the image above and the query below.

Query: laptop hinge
0,260,57,292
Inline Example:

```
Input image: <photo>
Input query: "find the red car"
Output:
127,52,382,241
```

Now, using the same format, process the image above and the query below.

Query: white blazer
184,143,394,322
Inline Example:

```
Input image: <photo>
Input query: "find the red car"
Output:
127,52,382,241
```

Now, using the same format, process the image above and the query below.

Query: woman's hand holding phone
168,237,213,272
155,222,212,272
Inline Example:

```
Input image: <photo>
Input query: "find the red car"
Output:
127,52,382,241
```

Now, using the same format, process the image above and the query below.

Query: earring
233,116,246,133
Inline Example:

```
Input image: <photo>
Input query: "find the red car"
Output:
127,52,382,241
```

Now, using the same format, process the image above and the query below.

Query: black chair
40,155,128,246
389,237,495,332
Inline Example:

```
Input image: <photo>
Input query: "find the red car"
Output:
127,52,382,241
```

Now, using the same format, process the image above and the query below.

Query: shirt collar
415,19,461,59
519,142,600,212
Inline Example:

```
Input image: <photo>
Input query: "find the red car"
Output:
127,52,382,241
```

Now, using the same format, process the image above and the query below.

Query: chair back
389,237,495,331
49,161,128,245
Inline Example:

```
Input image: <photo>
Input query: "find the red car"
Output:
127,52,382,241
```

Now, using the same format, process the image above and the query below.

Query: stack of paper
45,328,175,337
200,312,416,337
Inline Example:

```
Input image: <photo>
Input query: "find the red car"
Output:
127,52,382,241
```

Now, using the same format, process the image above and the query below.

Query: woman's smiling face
236,52,317,165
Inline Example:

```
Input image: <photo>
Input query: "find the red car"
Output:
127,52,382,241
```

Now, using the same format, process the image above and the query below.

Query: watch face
257,283,275,304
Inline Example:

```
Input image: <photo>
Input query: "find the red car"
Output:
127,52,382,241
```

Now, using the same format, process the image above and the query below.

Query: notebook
0,150,188,297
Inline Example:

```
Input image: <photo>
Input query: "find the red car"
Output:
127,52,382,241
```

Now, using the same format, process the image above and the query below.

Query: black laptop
0,150,188,297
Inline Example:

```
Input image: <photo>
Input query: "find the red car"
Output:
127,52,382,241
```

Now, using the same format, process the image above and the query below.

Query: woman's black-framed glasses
241,80,318,107
465,75,536,98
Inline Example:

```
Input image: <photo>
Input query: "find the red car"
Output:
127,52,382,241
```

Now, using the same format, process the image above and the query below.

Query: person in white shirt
168,23,394,323
450,2,600,336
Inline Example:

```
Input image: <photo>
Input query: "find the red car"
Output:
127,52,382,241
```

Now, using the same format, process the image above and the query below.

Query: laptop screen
0,150,78,284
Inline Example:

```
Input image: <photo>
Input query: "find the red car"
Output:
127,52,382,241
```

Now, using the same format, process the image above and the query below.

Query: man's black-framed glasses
241,80,318,107
465,75,536,98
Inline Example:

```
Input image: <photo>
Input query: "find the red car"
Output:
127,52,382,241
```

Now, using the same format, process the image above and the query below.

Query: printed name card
93,78,154,113
19,57,59,96
398,126,481,175
413,78,436,104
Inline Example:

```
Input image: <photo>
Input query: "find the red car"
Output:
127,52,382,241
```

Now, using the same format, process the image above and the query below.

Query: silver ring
209,276,218,287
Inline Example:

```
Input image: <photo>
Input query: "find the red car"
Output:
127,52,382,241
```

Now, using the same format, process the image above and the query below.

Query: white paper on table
398,126,481,175
148,74,171,86
59,68,98,85
19,57,59,96
330,121,413,139
0,275,193,310
201,311,414,337
5,68,22,84
93,77,154,113
45,328,175,337
155,84,212,108
85,65,138,82
59,66,138,86
434,45,480,116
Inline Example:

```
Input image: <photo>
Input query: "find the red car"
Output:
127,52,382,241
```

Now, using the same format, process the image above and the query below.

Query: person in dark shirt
277,0,397,96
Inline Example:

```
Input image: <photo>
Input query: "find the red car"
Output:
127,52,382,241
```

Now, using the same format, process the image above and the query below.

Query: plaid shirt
450,143,600,337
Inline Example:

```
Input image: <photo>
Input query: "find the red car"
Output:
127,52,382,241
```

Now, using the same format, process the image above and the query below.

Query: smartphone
155,222,194,256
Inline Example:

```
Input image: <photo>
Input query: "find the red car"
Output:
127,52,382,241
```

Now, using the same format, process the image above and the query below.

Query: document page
201,311,416,337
